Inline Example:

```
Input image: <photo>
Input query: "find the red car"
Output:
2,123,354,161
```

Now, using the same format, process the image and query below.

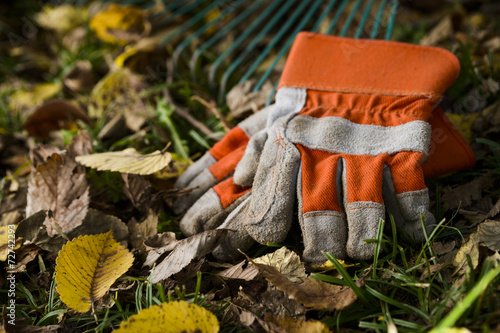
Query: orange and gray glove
172,107,270,234
218,33,465,263
174,33,475,263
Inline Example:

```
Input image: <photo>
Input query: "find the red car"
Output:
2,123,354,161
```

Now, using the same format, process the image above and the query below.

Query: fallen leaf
442,175,495,210
35,4,87,33
432,241,456,256
122,174,152,212
420,16,453,46
226,80,274,118
453,233,480,275
89,3,147,45
55,231,134,312
76,147,171,175
218,260,260,281
8,82,62,111
24,99,91,139
446,112,480,143
11,244,40,272
254,247,307,283
250,258,359,311
128,211,158,250
16,209,129,253
150,229,229,283
144,232,178,251
63,60,96,93
0,225,21,261
266,313,332,333
114,301,219,333
476,219,500,251
26,131,92,237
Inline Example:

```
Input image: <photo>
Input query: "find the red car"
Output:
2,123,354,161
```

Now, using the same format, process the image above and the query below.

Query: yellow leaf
76,147,172,175
310,258,357,271
115,300,219,333
0,225,21,261
446,113,480,143
271,316,331,333
9,82,62,111
89,4,146,45
55,231,134,312
152,153,191,179
35,4,87,32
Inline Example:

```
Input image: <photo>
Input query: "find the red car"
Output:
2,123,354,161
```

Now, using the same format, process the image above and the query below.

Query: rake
109,0,399,103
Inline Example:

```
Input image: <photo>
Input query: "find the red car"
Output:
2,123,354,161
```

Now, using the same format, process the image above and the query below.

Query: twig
162,89,222,141
191,95,233,132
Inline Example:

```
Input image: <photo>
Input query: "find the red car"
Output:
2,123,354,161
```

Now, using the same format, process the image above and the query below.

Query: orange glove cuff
278,32,460,101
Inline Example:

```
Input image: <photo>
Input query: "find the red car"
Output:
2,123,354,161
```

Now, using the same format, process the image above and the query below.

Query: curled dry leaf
150,229,229,283
114,301,219,333
55,231,134,313
128,211,158,250
16,209,129,253
254,247,307,283
442,175,495,210
122,174,152,212
24,99,91,139
26,131,92,237
218,260,260,282
226,80,274,118
76,147,171,175
249,258,360,311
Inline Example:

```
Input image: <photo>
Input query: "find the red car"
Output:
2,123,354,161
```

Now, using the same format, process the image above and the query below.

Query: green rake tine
208,0,290,92
238,0,324,86
385,1,398,40
156,0,205,26
255,0,336,95
326,0,350,35
371,0,388,38
355,0,376,38
218,0,301,99
172,0,246,72
340,0,364,37
160,1,219,45
189,0,266,80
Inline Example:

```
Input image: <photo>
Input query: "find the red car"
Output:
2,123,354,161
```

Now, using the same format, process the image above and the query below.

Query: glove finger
295,145,347,263
179,177,250,236
175,151,216,189
233,129,268,187
244,120,301,244
172,145,246,215
385,151,435,241
212,196,256,262
343,155,385,260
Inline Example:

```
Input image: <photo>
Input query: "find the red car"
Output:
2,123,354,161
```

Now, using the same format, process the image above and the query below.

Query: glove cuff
278,32,460,101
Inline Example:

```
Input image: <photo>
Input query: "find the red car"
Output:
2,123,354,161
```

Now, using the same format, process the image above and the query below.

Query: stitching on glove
303,211,344,218
396,188,428,199
347,205,385,211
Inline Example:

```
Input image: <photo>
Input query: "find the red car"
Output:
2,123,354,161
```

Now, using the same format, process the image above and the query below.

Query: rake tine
355,0,376,39
340,0,364,37
189,0,266,81
172,0,246,73
208,0,288,92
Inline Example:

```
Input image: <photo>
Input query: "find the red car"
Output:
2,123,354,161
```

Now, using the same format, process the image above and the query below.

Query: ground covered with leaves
1,1,500,332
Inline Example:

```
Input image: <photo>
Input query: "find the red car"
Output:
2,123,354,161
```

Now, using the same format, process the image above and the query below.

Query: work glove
172,107,270,234
217,32,463,264
174,33,475,263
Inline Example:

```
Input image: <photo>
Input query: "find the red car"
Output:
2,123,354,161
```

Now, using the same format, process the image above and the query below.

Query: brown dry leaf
150,229,229,283
442,175,495,210
26,131,92,237
24,99,91,139
122,174,152,212
420,16,453,46
76,147,171,175
128,211,158,250
63,60,96,93
250,258,359,311
218,260,260,281
16,209,129,253
226,80,274,118
476,219,500,251
254,247,307,283
11,244,40,272
144,232,178,250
